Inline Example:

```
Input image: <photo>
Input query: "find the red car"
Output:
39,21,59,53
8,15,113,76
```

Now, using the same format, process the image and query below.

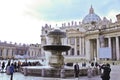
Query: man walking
74,63,79,78
9,63,14,80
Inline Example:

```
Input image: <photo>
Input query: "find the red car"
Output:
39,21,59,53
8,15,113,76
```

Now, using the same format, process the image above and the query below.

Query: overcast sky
0,0,120,44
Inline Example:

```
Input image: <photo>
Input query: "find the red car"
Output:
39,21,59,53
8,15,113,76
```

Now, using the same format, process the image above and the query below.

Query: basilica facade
41,6,120,61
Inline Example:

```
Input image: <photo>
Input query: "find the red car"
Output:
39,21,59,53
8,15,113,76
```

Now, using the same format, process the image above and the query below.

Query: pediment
66,29,83,34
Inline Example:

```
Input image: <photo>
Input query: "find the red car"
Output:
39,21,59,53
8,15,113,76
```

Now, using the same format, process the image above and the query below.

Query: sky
0,0,120,44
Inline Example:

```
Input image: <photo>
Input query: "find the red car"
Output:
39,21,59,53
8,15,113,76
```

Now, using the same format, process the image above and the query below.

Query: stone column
93,40,97,60
97,38,100,60
82,37,85,56
86,39,90,60
116,36,120,60
68,38,71,55
108,37,111,48
79,37,82,55
108,37,112,59
75,37,77,56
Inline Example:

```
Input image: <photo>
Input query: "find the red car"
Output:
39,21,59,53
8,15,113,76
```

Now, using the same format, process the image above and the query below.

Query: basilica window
0,49,2,56
77,38,79,46
6,49,9,56
12,50,14,56
45,30,48,34
104,38,108,47
70,37,75,45
77,50,79,55
32,51,34,57
71,48,74,55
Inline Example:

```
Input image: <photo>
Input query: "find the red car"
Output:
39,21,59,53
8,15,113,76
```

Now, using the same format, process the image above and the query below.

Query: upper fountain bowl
43,45,71,52
48,29,66,38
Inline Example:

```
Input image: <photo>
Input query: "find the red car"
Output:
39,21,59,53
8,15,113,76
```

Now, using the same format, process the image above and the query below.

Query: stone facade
41,6,120,61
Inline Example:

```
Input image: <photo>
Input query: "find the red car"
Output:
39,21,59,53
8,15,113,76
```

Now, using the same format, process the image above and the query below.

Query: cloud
0,0,120,44
0,0,45,44
26,0,85,21
106,10,120,22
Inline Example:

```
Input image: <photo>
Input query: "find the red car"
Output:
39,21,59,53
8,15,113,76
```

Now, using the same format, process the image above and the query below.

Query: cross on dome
89,5,94,14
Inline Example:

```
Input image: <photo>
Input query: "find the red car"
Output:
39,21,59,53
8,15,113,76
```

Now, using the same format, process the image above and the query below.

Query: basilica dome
82,6,101,24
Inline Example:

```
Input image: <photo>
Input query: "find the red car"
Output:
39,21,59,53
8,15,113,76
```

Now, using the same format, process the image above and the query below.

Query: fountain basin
20,66,91,78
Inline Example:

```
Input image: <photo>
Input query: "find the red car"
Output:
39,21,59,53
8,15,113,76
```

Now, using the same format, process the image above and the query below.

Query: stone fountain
21,29,73,78
20,29,95,78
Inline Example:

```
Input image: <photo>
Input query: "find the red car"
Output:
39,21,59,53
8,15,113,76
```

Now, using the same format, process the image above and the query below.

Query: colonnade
89,36,120,60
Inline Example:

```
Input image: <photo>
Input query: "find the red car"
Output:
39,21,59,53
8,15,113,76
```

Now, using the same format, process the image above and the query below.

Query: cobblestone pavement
0,65,120,80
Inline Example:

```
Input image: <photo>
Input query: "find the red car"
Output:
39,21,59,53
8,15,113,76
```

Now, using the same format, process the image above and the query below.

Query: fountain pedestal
49,54,64,68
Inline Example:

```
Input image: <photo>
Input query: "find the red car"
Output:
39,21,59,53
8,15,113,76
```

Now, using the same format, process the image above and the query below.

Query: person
9,63,14,80
6,60,11,68
74,63,79,78
91,62,94,67
1,61,5,72
95,62,98,67
13,62,17,72
0,62,1,71
100,63,111,80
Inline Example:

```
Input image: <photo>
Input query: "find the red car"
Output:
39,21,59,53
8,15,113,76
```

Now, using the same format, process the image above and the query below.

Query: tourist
9,63,14,80
17,61,21,71
1,61,5,72
13,62,17,72
91,62,94,67
6,59,11,70
95,62,98,67
74,63,79,78
100,63,111,80
0,62,1,71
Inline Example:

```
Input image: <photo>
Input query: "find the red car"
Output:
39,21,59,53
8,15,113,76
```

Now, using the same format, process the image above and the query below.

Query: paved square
0,65,120,80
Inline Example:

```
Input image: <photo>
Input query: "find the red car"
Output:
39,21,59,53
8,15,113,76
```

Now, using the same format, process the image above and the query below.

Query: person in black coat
1,61,5,72
100,63,111,80
74,63,79,77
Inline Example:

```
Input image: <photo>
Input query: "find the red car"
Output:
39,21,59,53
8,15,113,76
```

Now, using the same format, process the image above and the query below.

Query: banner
99,47,111,58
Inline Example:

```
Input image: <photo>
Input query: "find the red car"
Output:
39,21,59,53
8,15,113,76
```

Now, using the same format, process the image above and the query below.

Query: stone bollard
6,66,10,75
23,68,27,76
42,69,45,77
92,68,95,76
92,67,97,76
87,67,92,78
60,68,65,78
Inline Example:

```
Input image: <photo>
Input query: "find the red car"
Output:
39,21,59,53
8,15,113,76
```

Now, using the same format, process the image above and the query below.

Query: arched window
77,50,79,55
71,48,74,55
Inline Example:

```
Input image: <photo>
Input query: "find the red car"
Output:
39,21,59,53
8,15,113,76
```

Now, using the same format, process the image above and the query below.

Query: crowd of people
0,59,42,80
0,60,42,72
